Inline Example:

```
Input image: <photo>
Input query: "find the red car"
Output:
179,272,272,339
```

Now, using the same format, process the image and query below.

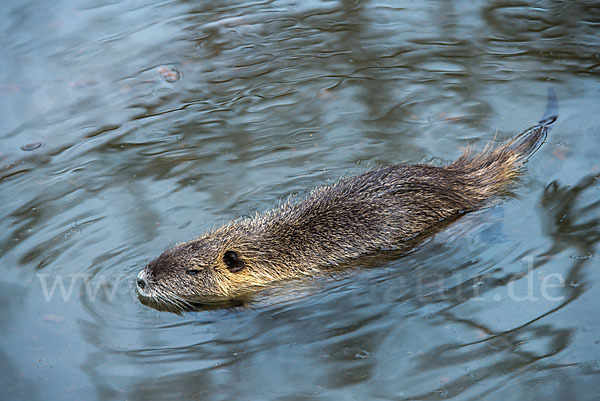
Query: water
1,0,599,400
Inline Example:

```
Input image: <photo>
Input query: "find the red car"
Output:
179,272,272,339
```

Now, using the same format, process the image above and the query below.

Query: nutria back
137,89,558,310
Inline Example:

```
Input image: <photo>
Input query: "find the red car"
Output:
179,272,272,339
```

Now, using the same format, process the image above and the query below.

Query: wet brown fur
137,93,557,308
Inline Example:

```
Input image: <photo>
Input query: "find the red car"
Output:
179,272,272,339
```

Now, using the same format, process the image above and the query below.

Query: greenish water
1,0,599,400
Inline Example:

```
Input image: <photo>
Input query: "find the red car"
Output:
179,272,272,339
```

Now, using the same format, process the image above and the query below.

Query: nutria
137,89,558,310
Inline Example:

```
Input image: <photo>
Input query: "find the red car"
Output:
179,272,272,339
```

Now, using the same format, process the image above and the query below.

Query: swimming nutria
137,89,558,310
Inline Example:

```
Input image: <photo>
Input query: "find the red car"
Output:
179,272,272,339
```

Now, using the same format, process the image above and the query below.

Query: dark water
1,0,600,400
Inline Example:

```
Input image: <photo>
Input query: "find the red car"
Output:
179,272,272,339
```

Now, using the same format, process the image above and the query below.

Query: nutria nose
137,277,146,290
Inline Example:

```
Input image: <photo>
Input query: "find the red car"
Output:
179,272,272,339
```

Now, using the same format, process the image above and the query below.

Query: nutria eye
186,269,200,276
223,250,245,273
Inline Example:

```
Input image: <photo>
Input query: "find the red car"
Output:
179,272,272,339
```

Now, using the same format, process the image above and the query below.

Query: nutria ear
223,250,245,272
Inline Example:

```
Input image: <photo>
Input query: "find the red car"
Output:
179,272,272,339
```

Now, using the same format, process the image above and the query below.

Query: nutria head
138,236,241,303
136,221,299,309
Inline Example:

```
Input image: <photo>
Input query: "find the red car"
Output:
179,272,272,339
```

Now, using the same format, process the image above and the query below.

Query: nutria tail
448,88,558,204
506,87,559,158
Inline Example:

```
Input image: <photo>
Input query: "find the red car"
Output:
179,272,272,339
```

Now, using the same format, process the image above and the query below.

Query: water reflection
1,0,599,400
541,174,600,254
400,173,600,399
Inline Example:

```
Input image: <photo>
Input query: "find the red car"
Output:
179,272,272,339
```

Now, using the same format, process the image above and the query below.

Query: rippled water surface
2,0,600,400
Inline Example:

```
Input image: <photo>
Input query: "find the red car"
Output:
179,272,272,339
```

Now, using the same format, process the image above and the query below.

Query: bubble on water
354,350,371,359
157,65,181,83
20,141,43,151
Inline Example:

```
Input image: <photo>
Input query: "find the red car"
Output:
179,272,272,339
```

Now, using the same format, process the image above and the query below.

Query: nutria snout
137,89,558,310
